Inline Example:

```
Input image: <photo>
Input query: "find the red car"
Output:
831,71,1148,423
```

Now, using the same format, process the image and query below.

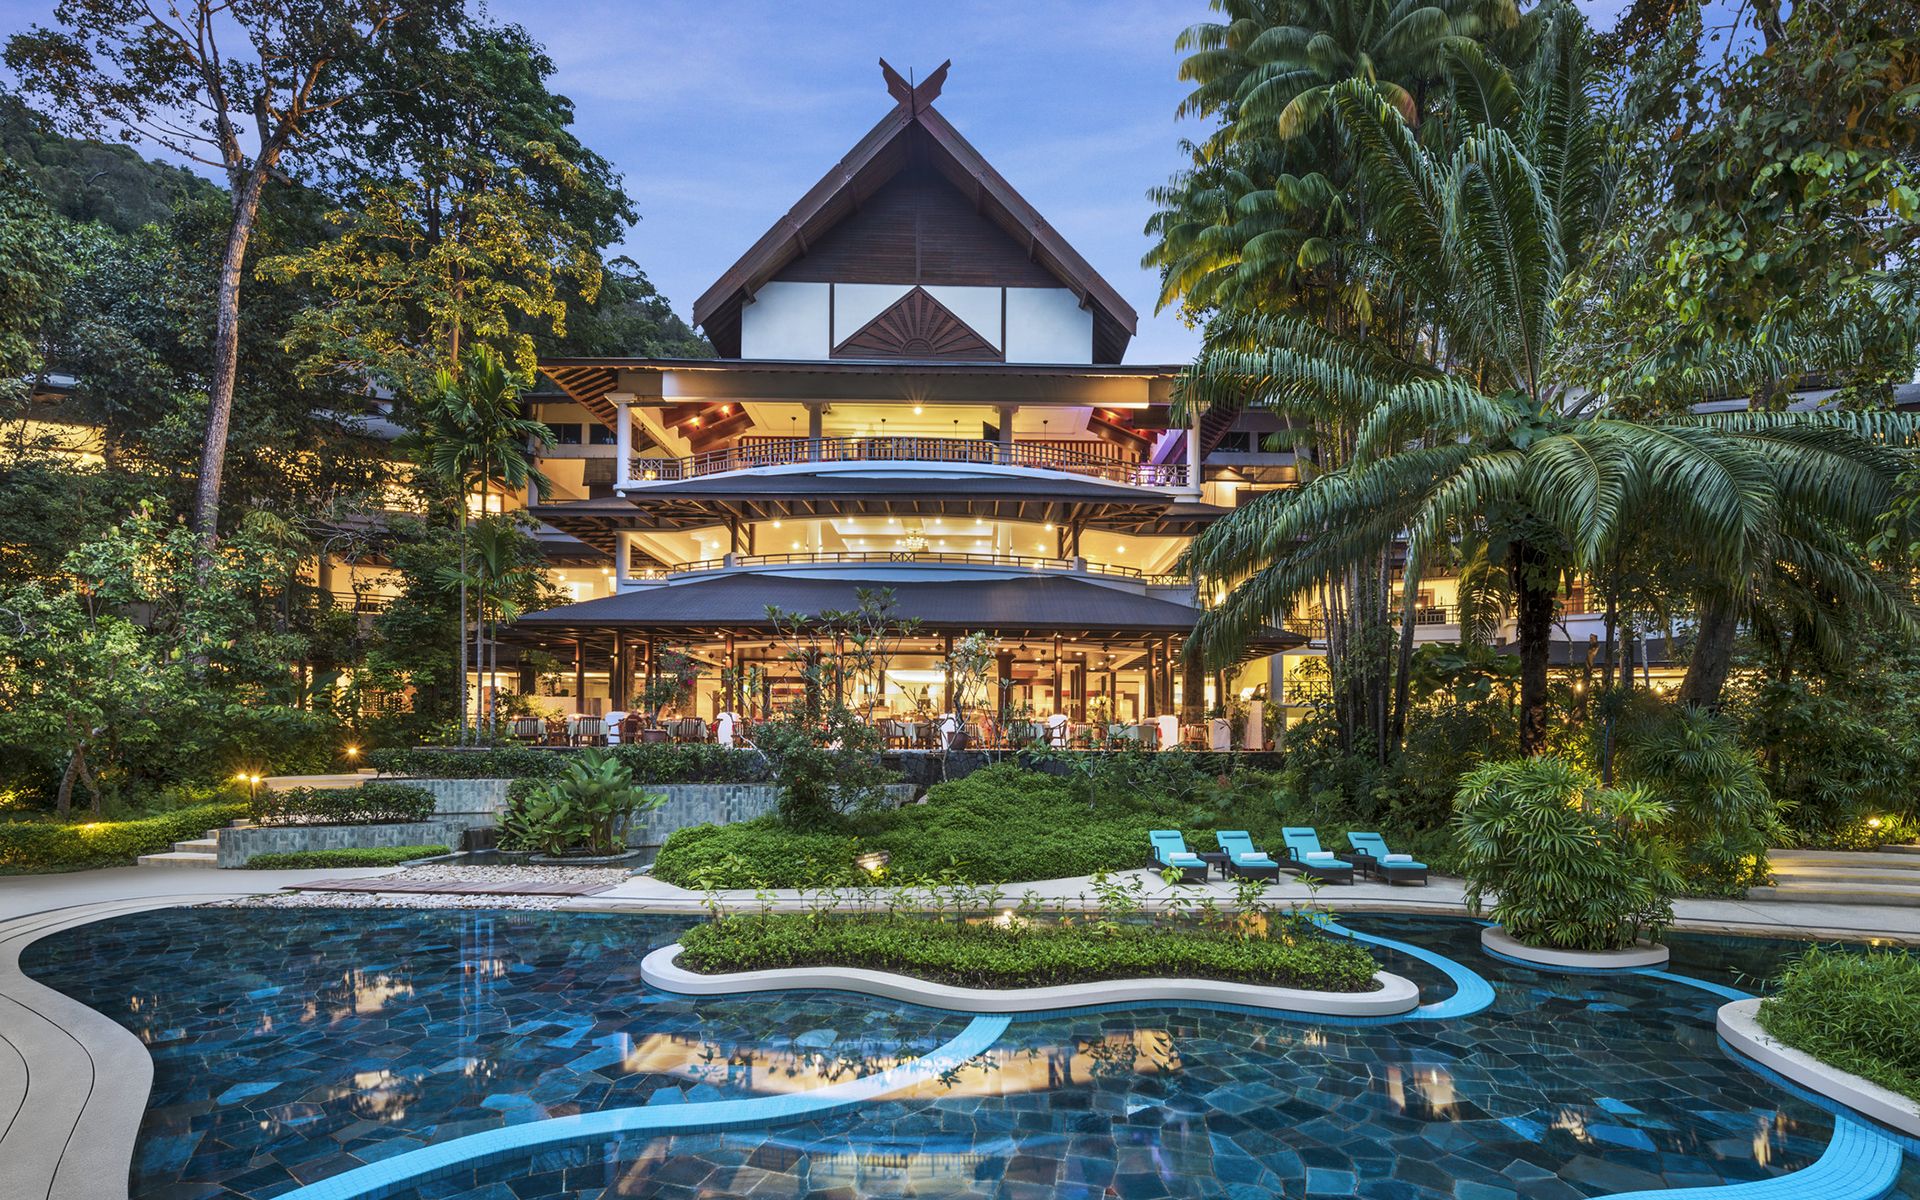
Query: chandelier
902,531,930,553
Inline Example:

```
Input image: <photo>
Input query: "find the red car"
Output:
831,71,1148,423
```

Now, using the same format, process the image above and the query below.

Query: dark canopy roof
533,471,1176,536
508,571,1300,652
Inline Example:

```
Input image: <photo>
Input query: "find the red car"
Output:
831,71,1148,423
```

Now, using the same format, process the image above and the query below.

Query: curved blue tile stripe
1637,967,1754,1002
1321,918,1496,1019
1588,1118,1905,1200
276,1012,1011,1200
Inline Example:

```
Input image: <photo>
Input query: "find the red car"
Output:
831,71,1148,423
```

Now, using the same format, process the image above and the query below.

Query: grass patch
0,802,248,873
677,913,1381,992
243,844,451,869
1757,946,1920,1102
652,763,1457,888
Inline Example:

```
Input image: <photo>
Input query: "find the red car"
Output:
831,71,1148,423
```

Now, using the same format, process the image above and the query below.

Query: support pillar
1185,401,1203,496
573,639,586,707
996,650,1013,725
806,402,823,459
1051,635,1063,717
615,397,633,488
997,404,1016,463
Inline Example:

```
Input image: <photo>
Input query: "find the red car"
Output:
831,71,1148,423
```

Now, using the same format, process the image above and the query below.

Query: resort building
497,60,1715,740
507,62,1306,743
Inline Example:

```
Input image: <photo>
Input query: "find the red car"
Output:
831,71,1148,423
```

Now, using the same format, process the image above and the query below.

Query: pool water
21,909,1919,1200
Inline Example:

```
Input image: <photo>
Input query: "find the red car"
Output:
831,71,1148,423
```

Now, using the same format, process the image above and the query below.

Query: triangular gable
833,286,999,360
693,60,1137,362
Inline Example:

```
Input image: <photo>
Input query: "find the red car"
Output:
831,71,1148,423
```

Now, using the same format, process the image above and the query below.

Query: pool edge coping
1717,998,1920,1140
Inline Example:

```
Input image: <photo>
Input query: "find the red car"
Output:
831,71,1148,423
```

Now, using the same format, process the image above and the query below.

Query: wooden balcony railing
627,436,1188,489
663,549,1157,580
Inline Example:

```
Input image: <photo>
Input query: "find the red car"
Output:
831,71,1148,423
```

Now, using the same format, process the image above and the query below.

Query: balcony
637,548,1195,588
624,435,1188,490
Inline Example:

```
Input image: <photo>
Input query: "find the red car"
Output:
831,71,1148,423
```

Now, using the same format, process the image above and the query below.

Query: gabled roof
693,60,1139,362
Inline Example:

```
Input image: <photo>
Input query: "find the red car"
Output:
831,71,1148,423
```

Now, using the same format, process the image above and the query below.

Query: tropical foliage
1453,756,1682,950
1758,946,1920,1104
500,749,662,857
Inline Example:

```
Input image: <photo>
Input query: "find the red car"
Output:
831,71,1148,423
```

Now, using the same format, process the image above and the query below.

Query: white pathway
560,867,1920,943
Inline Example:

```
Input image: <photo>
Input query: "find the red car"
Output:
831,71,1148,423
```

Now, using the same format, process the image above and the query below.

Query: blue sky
3,0,1637,364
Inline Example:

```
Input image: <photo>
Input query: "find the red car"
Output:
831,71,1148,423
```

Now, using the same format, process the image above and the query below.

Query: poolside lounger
1344,832,1429,885
1149,830,1209,884
1280,827,1355,884
1215,830,1281,881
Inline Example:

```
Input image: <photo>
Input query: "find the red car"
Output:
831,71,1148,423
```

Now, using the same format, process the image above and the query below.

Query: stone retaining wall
216,820,474,867
216,778,915,864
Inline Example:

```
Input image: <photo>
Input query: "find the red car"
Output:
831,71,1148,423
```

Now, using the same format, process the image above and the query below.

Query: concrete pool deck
557,868,1920,944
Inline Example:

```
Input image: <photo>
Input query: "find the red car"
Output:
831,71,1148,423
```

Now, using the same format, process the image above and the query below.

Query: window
551,422,583,445
589,424,617,446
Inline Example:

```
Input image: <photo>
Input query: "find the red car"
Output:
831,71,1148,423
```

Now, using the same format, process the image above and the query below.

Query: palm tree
1182,34,1916,754
407,346,551,741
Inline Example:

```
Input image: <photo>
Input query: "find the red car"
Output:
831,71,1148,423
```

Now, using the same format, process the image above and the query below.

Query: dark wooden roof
692,60,1138,362
509,571,1299,651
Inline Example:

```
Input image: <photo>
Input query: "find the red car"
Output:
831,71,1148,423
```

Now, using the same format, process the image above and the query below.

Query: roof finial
879,58,950,112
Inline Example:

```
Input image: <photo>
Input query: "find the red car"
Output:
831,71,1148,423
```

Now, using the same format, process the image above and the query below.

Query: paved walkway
559,867,1920,942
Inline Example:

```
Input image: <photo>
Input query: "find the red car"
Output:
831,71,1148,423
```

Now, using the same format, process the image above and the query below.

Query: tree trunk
1389,563,1419,747
457,502,469,743
56,747,80,819
191,167,269,569
1679,594,1739,710
1512,542,1557,756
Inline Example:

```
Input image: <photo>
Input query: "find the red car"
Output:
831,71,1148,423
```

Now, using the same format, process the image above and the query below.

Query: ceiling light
790,540,800,550
913,404,924,415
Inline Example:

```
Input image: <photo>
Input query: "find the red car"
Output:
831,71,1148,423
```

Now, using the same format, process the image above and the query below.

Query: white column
616,531,632,587
614,396,633,489
1186,404,1203,496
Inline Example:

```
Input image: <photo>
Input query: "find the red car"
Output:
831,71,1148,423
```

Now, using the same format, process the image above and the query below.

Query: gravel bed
213,862,637,911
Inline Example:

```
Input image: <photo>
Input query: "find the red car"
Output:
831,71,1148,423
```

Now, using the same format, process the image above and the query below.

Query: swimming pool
21,908,1918,1200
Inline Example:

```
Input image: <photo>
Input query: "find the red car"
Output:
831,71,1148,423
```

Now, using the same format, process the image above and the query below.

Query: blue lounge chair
1216,830,1281,881
1149,830,1208,884
1344,832,1429,885
1280,827,1355,884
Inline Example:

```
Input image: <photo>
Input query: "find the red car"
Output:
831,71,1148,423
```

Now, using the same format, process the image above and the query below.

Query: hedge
367,742,772,784
652,762,1462,888
678,914,1381,992
0,802,248,872
1758,946,1920,1102
244,844,451,869
250,781,437,826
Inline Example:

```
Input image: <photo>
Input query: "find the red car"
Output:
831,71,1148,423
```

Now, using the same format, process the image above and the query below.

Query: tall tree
5,0,439,563
263,18,635,400
1182,39,1916,754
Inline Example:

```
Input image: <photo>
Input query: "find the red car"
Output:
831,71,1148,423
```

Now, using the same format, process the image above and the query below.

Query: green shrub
678,913,1380,992
652,761,1463,888
1612,702,1778,895
755,711,895,829
251,782,437,826
243,845,450,869
365,743,771,783
502,750,662,856
1758,946,1920,1102
0,802,248,872
1453,756,1682,951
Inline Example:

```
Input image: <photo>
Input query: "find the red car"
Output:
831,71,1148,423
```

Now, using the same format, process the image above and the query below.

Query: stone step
134,850,218,869
1769,849,1920,869
171,838,219,854
1882,844,1920,856
1769,863,1920,884
1746,882,1920,907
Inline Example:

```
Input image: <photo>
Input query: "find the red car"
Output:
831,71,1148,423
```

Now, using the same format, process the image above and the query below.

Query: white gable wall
1004,288,1092,364
740,281,829,359
741,281,1090,363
